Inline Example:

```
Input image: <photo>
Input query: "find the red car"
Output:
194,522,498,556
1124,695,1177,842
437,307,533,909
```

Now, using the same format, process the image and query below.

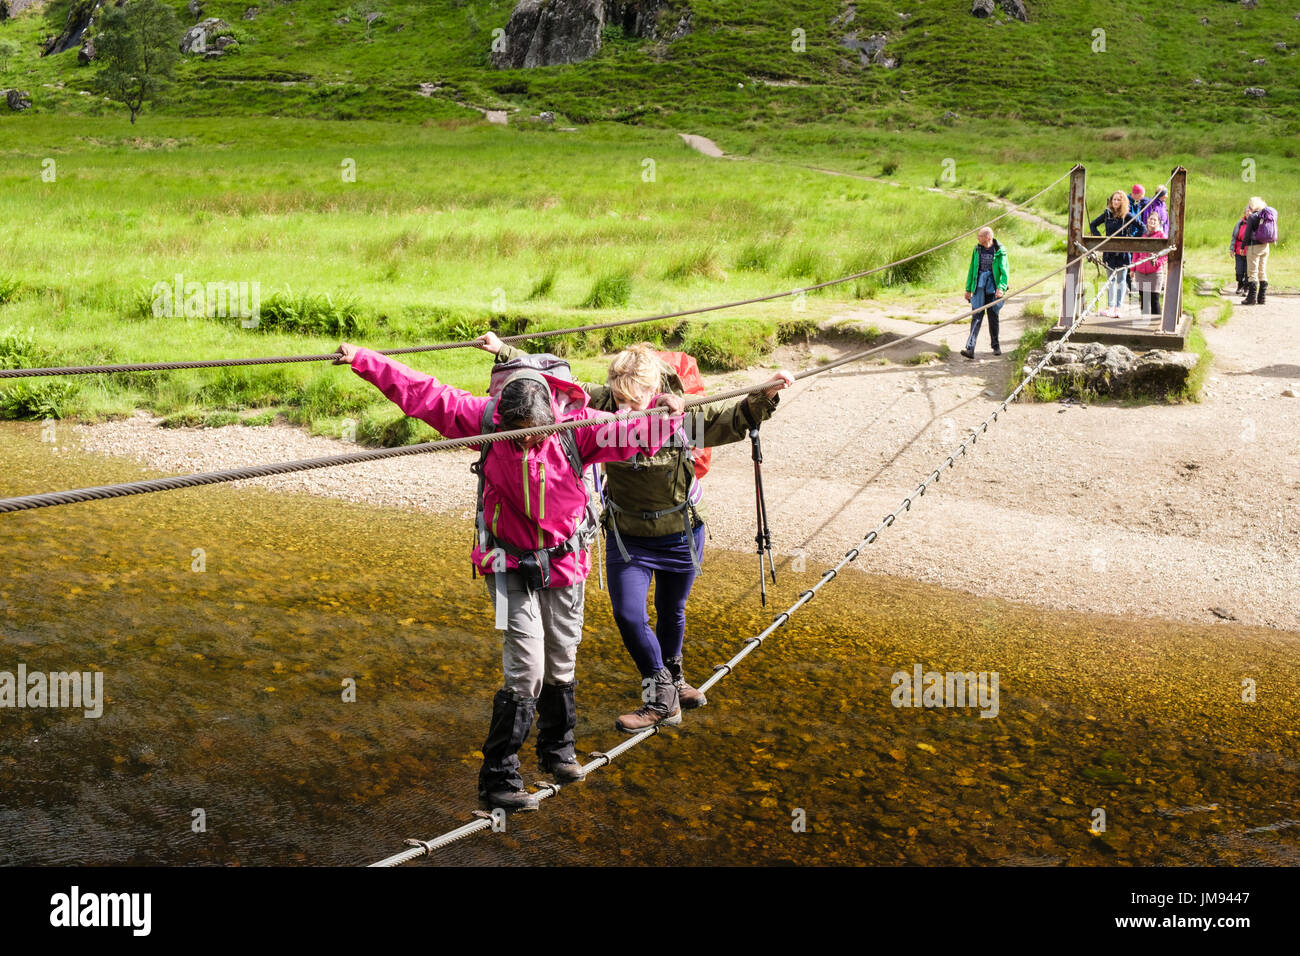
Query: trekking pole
749,428,777,606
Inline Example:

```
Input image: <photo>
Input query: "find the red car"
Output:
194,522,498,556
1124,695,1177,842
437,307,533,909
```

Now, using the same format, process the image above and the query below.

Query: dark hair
498,378,555,431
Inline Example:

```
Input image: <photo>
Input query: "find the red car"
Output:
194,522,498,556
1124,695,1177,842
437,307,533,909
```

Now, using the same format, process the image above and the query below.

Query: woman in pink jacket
336,343,684,810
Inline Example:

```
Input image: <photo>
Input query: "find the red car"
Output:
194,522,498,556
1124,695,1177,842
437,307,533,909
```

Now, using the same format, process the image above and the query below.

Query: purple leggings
605,524,706,677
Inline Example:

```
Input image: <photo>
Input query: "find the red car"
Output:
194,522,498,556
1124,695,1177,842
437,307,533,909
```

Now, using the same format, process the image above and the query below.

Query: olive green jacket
494,343,779,538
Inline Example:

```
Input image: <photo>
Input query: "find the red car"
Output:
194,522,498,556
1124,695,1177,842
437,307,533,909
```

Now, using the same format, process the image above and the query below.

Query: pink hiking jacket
350,348,682,587
1132,227,1168,275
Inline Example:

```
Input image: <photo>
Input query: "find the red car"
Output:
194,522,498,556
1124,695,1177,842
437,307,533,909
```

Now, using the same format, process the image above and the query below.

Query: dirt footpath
72,296,1300,631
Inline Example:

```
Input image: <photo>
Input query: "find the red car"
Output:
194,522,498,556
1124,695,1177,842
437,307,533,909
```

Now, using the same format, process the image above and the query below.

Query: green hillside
3,0,1297,135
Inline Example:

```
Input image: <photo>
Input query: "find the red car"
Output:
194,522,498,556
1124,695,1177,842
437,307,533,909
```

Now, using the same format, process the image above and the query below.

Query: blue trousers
966,281,1002,352
606,524,706,677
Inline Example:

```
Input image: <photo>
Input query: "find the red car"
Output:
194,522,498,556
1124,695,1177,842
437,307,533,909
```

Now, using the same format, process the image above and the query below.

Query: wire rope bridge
0,165,1178,867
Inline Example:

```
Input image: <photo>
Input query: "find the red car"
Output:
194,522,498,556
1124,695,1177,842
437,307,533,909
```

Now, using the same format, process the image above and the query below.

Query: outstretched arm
338,344,489,439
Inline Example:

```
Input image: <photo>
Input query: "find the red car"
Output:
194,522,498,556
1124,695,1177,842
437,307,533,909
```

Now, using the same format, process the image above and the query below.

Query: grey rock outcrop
77,35,95,64
3,88,32,111
841,31,898,67
1026,343,1199,398
42,0,102,56
1000,0,1028,20
492,0,690,69
180,17,234,54
972,0,1027,19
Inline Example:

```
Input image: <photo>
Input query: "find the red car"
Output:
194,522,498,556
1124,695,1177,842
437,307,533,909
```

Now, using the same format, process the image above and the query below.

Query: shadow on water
1,422,1298,866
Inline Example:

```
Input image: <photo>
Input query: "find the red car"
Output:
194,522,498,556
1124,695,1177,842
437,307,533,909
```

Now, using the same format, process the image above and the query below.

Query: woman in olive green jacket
478,334,792,732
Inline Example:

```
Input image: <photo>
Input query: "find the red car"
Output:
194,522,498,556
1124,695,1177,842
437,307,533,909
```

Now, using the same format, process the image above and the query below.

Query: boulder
492,0,604,69
1027,344,1197,398
1244,87,1266,97
972,0,1026,19
42,0,102,56
3,88,32,111
78,36,95,64
243,6,259,19
180,17,233,55
841,31,898,67
187,0,202,23
492,0,689,69
1000,0,1028,20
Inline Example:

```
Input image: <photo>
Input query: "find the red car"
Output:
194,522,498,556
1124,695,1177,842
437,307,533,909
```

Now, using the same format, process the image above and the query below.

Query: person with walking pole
479,335,793,734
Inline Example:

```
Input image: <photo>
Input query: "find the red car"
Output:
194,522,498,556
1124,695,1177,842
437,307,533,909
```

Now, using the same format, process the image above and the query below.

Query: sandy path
68,294,1300,631
679,133,725,157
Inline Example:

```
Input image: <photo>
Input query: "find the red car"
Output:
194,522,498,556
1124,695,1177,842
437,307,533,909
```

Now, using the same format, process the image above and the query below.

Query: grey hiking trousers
486,571,586,699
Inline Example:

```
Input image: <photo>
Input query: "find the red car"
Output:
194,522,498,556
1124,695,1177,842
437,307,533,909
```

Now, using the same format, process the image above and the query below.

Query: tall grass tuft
527,269,557,300
662,246,726,282
257,288,365,336
0,277,21,306
580,271,633,309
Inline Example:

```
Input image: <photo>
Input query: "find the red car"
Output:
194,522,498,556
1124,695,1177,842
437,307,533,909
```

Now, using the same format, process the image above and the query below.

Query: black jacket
1089,211,1133,269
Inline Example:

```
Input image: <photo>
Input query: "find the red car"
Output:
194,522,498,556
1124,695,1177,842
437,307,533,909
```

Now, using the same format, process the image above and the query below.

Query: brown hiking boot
665,655,707,710
615,668,681,733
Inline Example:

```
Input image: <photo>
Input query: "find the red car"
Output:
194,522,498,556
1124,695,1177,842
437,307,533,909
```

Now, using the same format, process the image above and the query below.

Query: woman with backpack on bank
1241,196,1279,305
336,341,684,811
478,334,794,733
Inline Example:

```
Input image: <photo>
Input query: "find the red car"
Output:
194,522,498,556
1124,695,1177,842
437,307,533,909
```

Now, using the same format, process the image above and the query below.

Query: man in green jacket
478,334,792,732
960,227,1009,359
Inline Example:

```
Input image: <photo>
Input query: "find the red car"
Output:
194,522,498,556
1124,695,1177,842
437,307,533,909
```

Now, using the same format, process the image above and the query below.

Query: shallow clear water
1,421,1297,866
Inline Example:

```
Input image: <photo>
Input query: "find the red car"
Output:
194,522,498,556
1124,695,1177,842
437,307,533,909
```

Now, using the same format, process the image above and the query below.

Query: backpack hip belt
604,484,703,574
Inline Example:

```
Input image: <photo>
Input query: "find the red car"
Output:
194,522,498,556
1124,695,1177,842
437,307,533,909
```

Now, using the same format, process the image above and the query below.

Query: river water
1,421,1297,866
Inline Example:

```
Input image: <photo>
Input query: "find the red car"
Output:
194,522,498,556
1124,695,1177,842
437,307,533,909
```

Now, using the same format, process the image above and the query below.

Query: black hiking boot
665,655,707,710
959,348,974,360
615,668,682,733
536,680,586,783
478,689,540,811
1242,281,1258,306
1258,281,1268,305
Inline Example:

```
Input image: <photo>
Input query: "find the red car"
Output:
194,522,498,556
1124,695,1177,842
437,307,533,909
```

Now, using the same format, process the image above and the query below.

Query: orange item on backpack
655,351,712,480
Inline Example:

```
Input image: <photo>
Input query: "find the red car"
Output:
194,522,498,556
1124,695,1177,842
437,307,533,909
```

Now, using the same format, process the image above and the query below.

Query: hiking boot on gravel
1242,281,1258,306
960,348,974,360
615,668,681,733
665,655,707,710
1258,281,1268,305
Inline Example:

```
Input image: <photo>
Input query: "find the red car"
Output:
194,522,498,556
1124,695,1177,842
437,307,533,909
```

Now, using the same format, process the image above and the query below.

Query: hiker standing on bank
1231,203,1252,297
961,226,1009,359
480,335,794,733
336,341,684,811
1241,196,1279,305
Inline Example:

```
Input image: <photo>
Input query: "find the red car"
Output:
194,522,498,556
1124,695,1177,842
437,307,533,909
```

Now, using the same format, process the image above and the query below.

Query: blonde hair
1248,196,1267,212
1109,191,1130,218
607,342,662,405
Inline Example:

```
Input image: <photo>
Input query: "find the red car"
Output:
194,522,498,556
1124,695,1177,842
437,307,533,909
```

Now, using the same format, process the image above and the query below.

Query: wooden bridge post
1162,166,1188,334
1057,164,1087,329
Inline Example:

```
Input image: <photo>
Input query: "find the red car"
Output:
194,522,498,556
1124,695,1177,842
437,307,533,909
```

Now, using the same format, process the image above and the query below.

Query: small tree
0,37,20,74
94,0,181,124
